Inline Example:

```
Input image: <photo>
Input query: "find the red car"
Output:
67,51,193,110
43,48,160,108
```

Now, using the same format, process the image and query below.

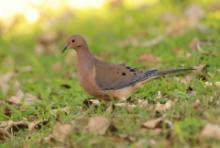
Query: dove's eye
72,39,75,43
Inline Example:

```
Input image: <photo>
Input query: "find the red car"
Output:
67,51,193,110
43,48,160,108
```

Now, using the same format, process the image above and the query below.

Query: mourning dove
63,35,193,101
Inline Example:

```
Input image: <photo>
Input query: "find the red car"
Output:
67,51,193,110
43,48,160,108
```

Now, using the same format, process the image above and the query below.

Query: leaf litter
201,123,220,140
0,119,48,142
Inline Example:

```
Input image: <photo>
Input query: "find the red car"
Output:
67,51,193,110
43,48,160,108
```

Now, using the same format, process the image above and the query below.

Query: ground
0,0,220,147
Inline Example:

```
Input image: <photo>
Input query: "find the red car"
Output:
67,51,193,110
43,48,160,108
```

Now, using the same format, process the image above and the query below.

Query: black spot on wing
122,72,126,76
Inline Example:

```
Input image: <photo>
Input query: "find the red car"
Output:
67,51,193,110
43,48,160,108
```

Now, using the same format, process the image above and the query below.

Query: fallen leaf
0,119,48,138
155,100,173,112
87,116,113,135
141,117,164,129
7,90,24,105
141,117,172,135
201,123,220,140
138,54,161,63
7,91,39,106
52,122,73,143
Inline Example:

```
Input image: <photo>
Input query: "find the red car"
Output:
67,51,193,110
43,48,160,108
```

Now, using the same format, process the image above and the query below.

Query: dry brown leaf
141,117,172,135
7,91,39,106
87,116,112,135
155,100,173,112
52,122,73,143
7,91,24,105
141,117,164,129
201,123,220,140
138,54,161,63
0,120,48,137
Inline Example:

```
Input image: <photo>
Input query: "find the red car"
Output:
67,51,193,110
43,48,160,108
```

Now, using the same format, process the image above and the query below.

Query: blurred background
1,1,220,147
0,0,219,86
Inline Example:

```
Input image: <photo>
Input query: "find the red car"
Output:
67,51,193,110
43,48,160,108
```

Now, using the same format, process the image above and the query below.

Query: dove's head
63,35,88,52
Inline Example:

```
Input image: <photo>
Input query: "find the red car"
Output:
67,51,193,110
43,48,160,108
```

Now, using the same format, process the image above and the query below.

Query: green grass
1,0,220,147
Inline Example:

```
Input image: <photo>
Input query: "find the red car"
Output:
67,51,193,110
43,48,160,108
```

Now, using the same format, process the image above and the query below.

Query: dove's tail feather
143,68,194,81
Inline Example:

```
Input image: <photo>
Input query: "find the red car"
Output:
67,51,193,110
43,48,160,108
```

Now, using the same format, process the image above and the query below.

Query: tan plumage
63,35,193,100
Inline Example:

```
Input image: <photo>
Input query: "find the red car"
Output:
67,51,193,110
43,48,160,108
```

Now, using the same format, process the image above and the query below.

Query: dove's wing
94,60,159,90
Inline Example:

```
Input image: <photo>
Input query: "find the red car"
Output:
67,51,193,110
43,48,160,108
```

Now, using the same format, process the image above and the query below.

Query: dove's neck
76,47,95,75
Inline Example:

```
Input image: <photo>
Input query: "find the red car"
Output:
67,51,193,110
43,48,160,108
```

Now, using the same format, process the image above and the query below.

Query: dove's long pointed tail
143,68,194,81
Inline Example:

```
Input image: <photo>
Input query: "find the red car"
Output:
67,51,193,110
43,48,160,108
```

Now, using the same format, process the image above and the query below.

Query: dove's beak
62,45,68,53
